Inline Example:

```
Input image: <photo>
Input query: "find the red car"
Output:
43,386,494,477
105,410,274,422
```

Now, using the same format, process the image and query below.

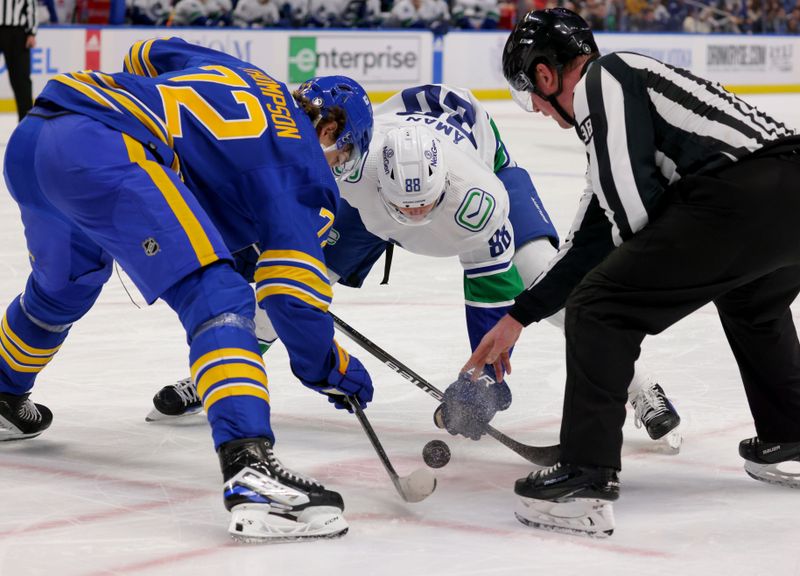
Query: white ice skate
220,438,349,543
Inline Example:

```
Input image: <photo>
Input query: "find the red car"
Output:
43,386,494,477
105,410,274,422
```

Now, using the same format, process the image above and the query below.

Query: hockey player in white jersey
148,84,680,449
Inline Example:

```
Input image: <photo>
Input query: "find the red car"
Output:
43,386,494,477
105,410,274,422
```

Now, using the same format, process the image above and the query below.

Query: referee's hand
461,314,522,383
26,35,36,49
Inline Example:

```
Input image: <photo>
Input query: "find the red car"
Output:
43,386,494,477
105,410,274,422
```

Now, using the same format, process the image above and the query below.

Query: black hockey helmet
502,8,597,96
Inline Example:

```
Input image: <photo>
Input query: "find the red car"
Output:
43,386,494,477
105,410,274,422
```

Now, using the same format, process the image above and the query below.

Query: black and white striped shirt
510,51,796,325
0,0,38,34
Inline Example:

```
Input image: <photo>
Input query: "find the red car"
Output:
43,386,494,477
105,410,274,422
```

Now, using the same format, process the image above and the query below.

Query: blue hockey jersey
34,37,340,382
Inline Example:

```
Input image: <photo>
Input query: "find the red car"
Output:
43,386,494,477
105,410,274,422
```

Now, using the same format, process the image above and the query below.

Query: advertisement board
442,31,800,97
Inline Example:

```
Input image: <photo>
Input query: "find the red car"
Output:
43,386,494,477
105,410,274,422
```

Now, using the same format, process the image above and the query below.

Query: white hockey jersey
339,87,513,272
335,85,530,351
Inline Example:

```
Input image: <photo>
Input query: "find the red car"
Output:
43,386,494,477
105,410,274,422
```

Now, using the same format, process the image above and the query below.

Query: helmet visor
379,185,447,227
508,71,536,113
327,130,366,181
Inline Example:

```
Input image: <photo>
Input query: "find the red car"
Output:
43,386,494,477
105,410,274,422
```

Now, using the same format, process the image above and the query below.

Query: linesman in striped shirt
464,8,800,536
0,0,37,120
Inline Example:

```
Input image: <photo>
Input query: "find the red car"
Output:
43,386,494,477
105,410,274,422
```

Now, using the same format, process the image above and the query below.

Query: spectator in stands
388,0,449,32
232,0,279,27
340,0,383,27
307,0,345,26
278,0,309,26
129,0,170,25
452,0,500,29
170,0,231,25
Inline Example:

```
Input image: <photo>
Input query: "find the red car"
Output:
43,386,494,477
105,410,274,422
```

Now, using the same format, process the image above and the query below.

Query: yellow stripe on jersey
257,250,328,278
195,362,268,399
129,40,147,77
53,74,120,111
141,39,159,77
203,383,270,411
254,265,332,300
122,134,218,267
255,284,331,312
71,71,173,149
333,339,349,375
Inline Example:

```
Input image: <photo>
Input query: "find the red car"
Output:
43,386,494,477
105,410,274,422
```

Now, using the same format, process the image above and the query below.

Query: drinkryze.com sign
288,35,421,84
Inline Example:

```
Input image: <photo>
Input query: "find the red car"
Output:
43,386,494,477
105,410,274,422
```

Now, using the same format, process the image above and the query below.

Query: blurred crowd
47,0,795,34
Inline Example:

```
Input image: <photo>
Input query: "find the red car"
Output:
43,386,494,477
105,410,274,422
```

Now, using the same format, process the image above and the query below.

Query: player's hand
461,314,523,382
301,340,373,411
433,368,512,440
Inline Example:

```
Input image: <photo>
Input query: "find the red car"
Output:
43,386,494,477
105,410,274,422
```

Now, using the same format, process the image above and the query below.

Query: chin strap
547,54,601,128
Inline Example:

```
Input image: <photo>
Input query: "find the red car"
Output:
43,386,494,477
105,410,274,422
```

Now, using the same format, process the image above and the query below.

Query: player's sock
146,340,273,422
219,437,349,542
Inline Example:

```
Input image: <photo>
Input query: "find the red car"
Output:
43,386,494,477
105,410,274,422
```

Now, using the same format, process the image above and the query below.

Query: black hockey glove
433,367,512,440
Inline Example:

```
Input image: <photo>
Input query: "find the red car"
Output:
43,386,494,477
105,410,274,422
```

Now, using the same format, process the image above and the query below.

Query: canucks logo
455,189,495,232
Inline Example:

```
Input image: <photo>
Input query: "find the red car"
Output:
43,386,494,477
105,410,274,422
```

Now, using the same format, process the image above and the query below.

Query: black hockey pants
560,149,800,470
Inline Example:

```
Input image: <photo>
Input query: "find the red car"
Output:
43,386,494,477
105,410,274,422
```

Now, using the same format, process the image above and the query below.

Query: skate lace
173,377,200,405
633,384,667,428
265,447,323,490
18,398,41,423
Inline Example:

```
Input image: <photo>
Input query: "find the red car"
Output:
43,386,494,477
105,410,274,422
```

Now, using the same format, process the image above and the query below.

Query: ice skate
631,382,682,452
513,462,619,537
0,392,53,441
739,437,800,489
219,437,349,543
146,377,203,422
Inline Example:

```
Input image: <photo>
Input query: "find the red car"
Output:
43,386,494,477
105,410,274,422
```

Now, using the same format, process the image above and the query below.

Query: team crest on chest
455,189,496,232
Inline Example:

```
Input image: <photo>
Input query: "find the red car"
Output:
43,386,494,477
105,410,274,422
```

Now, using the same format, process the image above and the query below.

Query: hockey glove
301,340,373,411
434,367,512,440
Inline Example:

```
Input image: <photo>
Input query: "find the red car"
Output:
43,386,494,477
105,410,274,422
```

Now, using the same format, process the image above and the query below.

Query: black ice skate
514,462,619,537
0,392,53,441
145,377,203,422
219,437,349,542
739,437,800,489
631,382,682,451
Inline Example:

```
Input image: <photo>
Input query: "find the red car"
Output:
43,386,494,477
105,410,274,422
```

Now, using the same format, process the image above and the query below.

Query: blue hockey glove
301,340,373,411
434,367,512,440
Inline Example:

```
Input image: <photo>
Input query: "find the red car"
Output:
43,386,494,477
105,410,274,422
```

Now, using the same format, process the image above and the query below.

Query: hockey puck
422,440,451,469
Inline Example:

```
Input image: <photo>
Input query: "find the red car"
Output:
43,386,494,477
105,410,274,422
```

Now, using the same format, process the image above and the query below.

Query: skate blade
744,460,800,489
654,430,682,454
515,497,615,538
0,419,42,441
228,504,350,543
144,406,204,423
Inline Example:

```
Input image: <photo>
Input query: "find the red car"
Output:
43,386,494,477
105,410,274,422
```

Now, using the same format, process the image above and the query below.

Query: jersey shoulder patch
454,188,496,232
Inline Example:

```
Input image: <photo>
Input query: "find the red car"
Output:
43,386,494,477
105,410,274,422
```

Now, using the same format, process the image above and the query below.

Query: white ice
1,95,799,576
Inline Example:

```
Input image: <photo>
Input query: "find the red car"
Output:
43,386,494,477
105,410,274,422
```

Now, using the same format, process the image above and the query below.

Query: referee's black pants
560,151,800,470
0,26,33,120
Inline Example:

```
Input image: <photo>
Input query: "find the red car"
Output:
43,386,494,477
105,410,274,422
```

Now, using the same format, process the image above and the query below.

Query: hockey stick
333,313,560,467
348,397,437,503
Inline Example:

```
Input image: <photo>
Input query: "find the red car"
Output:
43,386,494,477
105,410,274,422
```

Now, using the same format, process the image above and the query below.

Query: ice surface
1,95,799,576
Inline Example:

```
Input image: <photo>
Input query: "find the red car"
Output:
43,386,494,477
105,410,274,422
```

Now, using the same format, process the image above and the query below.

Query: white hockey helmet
377,124,448,226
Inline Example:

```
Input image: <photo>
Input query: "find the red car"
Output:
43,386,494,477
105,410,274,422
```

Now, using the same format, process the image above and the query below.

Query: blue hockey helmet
297,75,374,180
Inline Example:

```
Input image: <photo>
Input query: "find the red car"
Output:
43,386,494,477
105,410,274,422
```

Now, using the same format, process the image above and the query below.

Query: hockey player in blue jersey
0,37,374,542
